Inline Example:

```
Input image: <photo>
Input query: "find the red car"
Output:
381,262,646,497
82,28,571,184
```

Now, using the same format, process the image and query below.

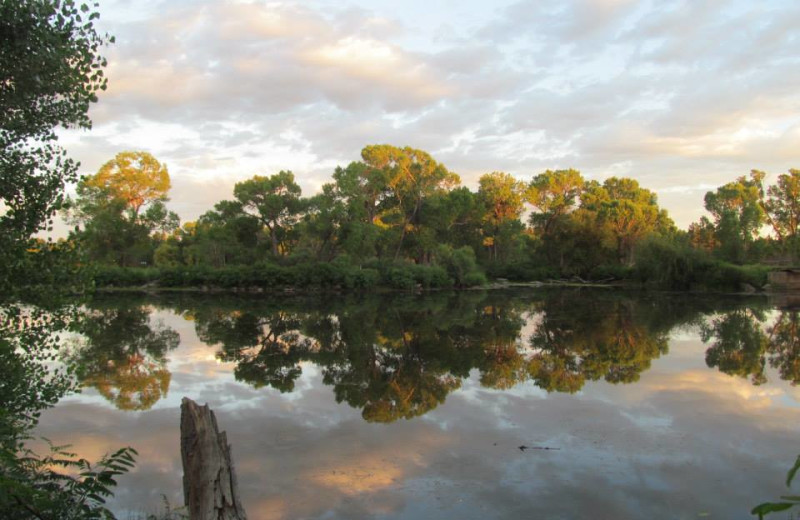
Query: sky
57,0,800,231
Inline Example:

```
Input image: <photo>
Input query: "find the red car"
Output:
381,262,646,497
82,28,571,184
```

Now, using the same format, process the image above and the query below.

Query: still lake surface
37,288,800,519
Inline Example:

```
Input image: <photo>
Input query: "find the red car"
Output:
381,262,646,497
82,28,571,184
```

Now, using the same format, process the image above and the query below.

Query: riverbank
87,262,774,296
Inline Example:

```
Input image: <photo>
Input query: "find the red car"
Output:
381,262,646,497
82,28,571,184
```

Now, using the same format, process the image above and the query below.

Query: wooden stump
180,397,247,520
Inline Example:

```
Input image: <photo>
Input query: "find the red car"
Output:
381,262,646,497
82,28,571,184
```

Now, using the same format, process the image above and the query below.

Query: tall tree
526,169,584,237
0,0,112,291
233,171,303,257
361,145,460,259
477,172,525,261
69,151,178,266
82,151,171,218
704,173,765,263
764,169,800,254
594,177,672,266
0,2,138,517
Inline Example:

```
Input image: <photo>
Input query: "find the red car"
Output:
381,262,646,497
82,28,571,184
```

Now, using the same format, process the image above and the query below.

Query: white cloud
55,0,800,231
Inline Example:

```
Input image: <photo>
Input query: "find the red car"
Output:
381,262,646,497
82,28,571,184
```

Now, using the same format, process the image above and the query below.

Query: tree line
64,148,800,290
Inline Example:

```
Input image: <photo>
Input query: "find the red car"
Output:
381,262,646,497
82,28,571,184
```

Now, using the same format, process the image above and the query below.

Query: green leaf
786,455,800,487
751,502,794,518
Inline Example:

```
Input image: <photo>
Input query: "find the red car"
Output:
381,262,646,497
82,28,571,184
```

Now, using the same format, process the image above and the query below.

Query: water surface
37,289,800,519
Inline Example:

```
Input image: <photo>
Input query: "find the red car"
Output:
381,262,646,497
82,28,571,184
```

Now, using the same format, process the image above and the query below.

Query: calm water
36,289,800,519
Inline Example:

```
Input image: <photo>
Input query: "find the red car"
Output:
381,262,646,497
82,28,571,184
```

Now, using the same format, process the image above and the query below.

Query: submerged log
180,397,248,520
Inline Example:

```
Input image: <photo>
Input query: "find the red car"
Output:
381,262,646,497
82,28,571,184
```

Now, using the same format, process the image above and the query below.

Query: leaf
751,502,794,518
786,455,800,487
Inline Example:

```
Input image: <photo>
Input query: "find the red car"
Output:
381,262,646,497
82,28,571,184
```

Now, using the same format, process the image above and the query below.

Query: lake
36,288,800,519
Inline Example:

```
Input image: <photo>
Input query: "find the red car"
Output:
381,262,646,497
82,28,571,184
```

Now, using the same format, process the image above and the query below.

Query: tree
688,216,719,252
764,169,800,258
181,201,261,267
233,171,303,257
83,151,171,218
703,173,765,263
526,169,587,270
69,151,179,266
361,145,460,259
477,172,525,261
526,169,584,237
594,178,672,266
0,0,112,291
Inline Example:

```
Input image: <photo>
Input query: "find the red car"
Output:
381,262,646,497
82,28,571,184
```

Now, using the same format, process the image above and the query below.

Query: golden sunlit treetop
85,151,171,217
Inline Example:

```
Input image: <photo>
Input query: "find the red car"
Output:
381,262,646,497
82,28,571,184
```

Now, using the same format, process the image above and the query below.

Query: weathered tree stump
180,397,247,520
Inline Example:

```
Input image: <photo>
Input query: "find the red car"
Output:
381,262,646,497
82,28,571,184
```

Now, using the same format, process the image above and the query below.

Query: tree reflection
195,307,315,393
528,294,670,392
187,290,691,422
768,311,800,384
70,301,179,410
702,308,769,385
702,307,800,386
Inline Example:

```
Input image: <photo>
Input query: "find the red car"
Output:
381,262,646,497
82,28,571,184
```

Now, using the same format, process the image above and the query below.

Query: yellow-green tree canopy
83,151,171,217
526,169,584,236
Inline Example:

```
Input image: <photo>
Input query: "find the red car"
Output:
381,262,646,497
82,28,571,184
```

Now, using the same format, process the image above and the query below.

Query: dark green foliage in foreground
0,1,138,517
0,0,112,294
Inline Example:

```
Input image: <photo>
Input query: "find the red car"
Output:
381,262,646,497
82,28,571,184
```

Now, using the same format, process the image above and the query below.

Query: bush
634,237,769,291
485,261,558,282
438,246,486,287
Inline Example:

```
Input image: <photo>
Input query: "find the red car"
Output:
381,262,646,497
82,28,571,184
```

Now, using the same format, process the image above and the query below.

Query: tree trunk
180,397,248,520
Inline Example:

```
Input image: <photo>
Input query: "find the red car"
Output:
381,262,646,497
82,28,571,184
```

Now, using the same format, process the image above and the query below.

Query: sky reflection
36,291,800,519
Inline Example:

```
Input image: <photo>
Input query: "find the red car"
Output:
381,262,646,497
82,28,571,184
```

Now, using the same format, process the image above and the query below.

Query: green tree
526,169,586,270
764,169,800,258
233,171,303,258
704,173,765,263
477,172,525,262
526,169,584,237
69,151,179,266
182,201,261,267
0,0,112,292
361,145,460,259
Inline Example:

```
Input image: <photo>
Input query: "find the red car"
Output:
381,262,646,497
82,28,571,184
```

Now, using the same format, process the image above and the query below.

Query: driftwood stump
180,397,247,520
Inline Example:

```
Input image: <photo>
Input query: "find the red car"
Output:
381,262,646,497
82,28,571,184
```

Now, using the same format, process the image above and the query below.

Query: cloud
54,0,800,234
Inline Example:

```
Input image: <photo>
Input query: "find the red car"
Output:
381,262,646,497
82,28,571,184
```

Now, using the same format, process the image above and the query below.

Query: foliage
49,139,800,292
0,0,112,293
634,236,769,291
1,441,137,520
0,2,140,518
68,151,179,267
477,172,525,262
233,171,303,258
702,172,766,263
83,152,171,218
